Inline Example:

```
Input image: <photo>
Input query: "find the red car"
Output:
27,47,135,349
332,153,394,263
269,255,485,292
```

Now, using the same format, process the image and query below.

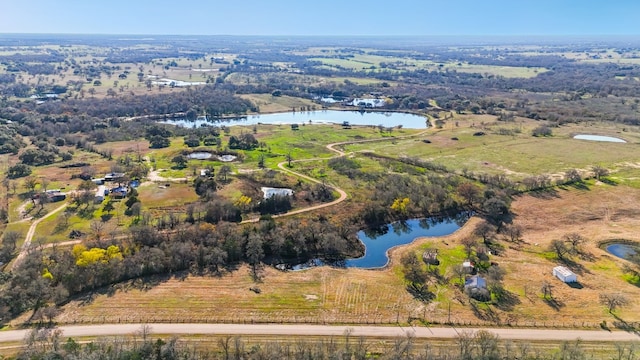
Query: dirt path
10,203,68,270
144,156,188,183
15,200,32,221
0,323,636,343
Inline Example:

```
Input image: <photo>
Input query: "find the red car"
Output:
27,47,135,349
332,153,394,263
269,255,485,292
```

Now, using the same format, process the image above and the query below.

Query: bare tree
452,264,467,286
599,293,630,313
548,239,570,261
460,237,477,259
457,182,481,206
592,165,609,180
218,165,231,182
40,178,49,192
475,330,500,360
24,176,39,194
474,220,496,245
541,281,553,300
90,220,105,241
564,169,582,184
563,233,585,255
501,223,523,243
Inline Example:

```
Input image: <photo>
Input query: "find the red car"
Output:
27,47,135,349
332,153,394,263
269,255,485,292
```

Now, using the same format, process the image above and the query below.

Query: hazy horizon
1,0,639,37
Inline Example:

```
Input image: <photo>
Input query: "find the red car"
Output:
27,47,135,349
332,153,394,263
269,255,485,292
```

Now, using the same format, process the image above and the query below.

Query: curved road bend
0,324,637,343
241,129,431,224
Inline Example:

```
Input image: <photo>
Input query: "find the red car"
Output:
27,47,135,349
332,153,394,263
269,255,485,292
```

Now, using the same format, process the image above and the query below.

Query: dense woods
0,216,362,321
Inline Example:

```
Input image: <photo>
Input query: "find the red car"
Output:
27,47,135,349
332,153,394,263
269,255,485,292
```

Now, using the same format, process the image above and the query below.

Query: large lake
292,213,471,270
163,110,429,129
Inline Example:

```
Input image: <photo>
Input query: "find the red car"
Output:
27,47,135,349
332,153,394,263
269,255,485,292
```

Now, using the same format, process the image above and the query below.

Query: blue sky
0,0,638,36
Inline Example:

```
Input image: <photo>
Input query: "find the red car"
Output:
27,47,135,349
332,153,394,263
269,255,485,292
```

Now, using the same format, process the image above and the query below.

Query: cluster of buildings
91,172,138,203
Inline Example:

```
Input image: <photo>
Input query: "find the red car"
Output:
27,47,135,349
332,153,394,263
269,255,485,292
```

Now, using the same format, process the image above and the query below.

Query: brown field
39,184,640,329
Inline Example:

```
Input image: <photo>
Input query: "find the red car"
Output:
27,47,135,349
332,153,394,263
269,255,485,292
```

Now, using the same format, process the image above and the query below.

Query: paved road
0,323,637,343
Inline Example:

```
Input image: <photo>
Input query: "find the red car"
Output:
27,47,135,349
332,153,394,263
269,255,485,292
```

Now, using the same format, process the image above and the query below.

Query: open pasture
343,116,640,180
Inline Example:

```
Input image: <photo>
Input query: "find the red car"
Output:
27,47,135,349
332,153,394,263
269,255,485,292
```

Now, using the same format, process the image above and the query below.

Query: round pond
573,134,626,143
187,152,213,160
218,154,237,162
605,242,639,260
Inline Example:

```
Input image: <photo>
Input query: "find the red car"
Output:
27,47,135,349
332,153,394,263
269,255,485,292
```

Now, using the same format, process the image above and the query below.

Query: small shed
462,260,476,274
111,186,127,199
95,185,107,203
553,266,577,283
422,250,439,266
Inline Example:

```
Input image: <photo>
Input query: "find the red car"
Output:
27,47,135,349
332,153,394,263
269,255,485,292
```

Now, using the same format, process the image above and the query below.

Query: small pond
218,154,237,162
605,242,639,260
291,212,471,270
573,134,626,143
163,110,429,129
187,152,213,160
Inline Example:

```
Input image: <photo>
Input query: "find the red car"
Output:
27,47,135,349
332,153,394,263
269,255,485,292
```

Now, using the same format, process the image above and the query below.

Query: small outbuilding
94,185,107,203
462,260,476,274
553,266,577,283
464,275,487,291
464,275,490,301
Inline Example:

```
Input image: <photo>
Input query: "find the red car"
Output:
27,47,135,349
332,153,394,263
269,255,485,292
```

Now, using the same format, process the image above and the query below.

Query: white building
261,187,293,199
553,266,577,283
94,185,107,203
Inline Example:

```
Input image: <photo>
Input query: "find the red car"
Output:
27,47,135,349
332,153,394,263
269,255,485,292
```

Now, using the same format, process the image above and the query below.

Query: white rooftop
553,266,575,277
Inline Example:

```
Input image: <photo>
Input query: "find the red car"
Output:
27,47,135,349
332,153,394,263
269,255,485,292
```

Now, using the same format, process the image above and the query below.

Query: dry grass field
38,184,640,329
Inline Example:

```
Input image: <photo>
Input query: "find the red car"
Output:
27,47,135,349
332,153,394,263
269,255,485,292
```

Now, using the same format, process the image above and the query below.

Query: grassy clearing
342,116,640,180
138,182,199,209
239,94,318,113
308,53,547,79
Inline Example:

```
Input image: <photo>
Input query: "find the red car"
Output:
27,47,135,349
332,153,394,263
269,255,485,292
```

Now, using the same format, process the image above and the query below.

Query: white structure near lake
261,187,293,199
348,98,387,108
553,266,577,283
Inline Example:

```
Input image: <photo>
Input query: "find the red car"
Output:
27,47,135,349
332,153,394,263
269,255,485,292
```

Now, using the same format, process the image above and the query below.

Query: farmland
2,34,640,357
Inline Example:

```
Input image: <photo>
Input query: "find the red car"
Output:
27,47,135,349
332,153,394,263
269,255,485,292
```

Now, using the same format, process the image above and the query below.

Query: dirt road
0,323,637,343
10,202,68,270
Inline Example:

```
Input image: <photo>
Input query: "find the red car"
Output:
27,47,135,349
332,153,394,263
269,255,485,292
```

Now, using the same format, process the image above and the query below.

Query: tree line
13,325,634,360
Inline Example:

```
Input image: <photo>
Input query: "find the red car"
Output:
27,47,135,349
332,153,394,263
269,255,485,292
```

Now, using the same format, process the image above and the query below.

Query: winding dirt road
241,130,431,223
0,323,636,343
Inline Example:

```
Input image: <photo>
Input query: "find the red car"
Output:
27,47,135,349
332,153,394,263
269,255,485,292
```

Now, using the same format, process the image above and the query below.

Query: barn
553,266,577,283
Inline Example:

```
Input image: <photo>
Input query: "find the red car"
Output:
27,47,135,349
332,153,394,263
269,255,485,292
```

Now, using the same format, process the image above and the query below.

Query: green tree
103,201,115,215
172,155,188,169
390,197,410,216
286,151,293,167
7,164,32,179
